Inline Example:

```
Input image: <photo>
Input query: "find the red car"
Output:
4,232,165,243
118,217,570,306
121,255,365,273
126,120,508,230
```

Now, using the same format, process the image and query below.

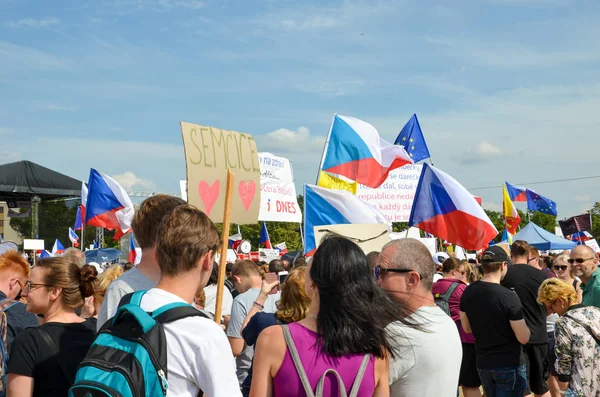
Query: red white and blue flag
505,182,527,202
303,184,390,255
68,227,79,247
52,239,65,255
129,236,137,263
259,222,272,249
228,225,242,250
85,169,134,235
409,163,498,250
321,115,414,188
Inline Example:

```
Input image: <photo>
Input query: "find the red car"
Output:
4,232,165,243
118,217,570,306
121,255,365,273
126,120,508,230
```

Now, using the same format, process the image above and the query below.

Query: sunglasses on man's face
554,265,568,271
373,266,413,280
567,258,595,265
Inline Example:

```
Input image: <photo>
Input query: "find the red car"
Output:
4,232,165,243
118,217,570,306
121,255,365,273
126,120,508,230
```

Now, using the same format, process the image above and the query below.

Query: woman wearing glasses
537,278,600,397
6,257,98,397
553,254,583,303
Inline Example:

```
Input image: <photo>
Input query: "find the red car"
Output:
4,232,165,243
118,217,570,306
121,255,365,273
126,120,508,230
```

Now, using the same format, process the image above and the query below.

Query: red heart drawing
197,180,220,216
238,180,256,212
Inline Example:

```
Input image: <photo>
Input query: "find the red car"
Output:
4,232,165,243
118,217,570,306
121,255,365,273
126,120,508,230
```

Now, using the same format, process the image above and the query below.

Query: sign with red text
181,122,261,224
356,164,423,223
258,152,302,223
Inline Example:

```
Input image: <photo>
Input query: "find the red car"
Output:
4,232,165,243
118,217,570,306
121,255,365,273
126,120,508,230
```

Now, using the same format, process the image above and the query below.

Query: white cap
88,261,104,274
433,252,449,266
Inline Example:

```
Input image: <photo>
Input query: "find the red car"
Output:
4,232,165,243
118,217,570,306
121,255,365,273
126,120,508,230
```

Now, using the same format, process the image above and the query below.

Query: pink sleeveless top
273,323,376,397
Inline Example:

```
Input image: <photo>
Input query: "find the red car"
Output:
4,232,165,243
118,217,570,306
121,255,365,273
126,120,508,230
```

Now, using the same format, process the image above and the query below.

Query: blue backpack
69,290,208,397
0,299,17,397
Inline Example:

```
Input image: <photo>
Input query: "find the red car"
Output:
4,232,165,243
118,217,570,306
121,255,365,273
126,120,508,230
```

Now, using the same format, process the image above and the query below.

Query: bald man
570,245,600,308
377,238,462,397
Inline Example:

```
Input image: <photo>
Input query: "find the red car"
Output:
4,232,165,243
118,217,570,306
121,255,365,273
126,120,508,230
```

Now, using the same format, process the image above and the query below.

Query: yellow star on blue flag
394,114,430,163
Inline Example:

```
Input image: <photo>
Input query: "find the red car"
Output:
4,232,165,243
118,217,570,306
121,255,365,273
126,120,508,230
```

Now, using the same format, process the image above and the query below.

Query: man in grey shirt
96,194,186,330
227,260,279,386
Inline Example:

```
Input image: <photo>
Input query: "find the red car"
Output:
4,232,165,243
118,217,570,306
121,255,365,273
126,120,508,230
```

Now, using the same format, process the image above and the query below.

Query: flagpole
315,113,336,184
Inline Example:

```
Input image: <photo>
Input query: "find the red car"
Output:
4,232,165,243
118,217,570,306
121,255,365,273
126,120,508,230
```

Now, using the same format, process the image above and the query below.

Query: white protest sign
258,152,302,223
388,234,437,255
180,180,187,201
215,249,239,264
356,164,423,223
23,239,44,250
585,239,600,253
259,248,281,263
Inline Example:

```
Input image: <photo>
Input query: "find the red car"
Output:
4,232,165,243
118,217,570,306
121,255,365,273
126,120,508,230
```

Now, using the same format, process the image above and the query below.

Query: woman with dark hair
240,266,311,396
7,257,98,397
250,236,418,397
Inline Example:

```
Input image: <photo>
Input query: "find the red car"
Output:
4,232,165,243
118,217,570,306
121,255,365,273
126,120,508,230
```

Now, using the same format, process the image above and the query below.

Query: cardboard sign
23,239,44,250
258,153,302,223
181,122,261,224
356,164,423,222
259,248,281,263
585,239,600,253
313,224,389,254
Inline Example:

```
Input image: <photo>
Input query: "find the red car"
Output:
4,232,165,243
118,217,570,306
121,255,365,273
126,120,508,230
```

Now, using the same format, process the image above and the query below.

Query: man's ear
202,251,214,271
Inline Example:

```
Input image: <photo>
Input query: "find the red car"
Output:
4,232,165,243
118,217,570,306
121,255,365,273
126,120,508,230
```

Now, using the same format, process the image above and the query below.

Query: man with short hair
528,247,555,278
502,240,550,397
138,204,241,396
377,239,462,397
97,194,186,330
62,247,86,268
460,245,530,396
268,259,284,274
571,244,600,308
0,252,38,352
227,260,279,388
281,259,291,271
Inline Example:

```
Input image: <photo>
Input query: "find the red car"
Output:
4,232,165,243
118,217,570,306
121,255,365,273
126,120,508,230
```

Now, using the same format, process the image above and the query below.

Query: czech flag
409,163,498,250
570,231,592,243
503,184,521,234
75,182,88,231
275,242,288,255
303,184,390,255
129,236,137,263
228,225,242,250
52,239,65,255
68,227,79,247
40,250,54,258
505,182,527,202
85,169,134,234
321,115,414,189
259,222,272,249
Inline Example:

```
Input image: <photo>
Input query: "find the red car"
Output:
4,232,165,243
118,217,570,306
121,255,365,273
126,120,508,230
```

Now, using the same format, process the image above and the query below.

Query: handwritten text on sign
356,164,423,223
258,152,302,223
181,122,261,224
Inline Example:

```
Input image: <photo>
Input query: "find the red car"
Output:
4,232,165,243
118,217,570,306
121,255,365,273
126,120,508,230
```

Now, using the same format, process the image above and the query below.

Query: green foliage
9,201,120,250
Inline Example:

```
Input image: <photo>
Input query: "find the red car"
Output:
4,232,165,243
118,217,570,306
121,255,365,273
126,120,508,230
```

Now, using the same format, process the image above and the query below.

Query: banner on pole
258,152,302,223
181,122,261,224
356,164,423,223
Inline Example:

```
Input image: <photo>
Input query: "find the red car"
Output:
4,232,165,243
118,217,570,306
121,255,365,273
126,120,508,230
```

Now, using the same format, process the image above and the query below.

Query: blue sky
1,0,599,218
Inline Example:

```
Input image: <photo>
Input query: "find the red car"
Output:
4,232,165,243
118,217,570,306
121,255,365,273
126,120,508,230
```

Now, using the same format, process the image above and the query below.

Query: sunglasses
554,265,568,271
567,258,595,265
373,266,413,280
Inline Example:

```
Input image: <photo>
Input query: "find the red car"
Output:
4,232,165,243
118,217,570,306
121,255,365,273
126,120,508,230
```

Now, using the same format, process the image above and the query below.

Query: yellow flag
317,172,358,195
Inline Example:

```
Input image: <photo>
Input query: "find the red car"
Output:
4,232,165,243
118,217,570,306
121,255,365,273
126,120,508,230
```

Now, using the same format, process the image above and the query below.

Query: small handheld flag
259,222,272,249
129,236,137,263
394,114,430,163
228,225,243,250
52,239,65,255
68,227,79,247
74,206,83,231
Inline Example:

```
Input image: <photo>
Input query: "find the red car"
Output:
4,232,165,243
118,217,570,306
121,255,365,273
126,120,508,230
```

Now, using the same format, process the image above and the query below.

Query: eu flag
526,189,557,216
394,114,430,162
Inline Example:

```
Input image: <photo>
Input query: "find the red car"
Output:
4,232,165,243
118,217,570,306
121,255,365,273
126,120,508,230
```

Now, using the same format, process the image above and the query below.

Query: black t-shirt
0,291,39,353
460,281,524,369
501,264,549,344
7,319,97,397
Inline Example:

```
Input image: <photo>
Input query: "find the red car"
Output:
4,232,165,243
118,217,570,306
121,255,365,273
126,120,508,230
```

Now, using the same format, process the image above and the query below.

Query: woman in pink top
250,235,419,397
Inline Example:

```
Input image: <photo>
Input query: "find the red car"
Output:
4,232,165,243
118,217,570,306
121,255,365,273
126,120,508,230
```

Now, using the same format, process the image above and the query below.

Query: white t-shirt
386,305,462,397
140,288,242,397
203,284,233,320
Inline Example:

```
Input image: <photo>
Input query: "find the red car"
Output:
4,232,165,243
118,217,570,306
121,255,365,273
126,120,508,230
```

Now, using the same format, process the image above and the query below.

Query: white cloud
0,151,21,164
0,41,69,73
256,126,326,154
157,0,205,10
476,141,503,155
112,171,157,190
297,80,365,97
6,17,60,28
454,141,503,164
575,194,591,202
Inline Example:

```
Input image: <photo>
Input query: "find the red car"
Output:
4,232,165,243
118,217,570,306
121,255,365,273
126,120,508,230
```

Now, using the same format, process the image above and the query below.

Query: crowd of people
0,193,598,396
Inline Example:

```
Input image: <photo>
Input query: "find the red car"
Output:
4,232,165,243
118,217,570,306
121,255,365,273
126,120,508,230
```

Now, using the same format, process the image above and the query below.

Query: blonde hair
99,265,124,291
0,251,30,277
537,278,578,307
276,266,311,323
37,257,98,309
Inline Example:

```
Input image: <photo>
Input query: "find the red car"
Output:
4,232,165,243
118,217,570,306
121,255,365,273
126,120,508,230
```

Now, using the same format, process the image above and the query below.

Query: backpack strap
281,324,315,397
348,355,371,397
435,282,460,300
0,299,17,313
315,369,348,397
37,328,75,385
152,303,210,324
564,314,600,345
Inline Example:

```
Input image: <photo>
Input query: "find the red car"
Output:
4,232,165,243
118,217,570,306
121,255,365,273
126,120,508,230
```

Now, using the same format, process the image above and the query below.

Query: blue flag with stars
394,114,430,163
526,189,557,216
